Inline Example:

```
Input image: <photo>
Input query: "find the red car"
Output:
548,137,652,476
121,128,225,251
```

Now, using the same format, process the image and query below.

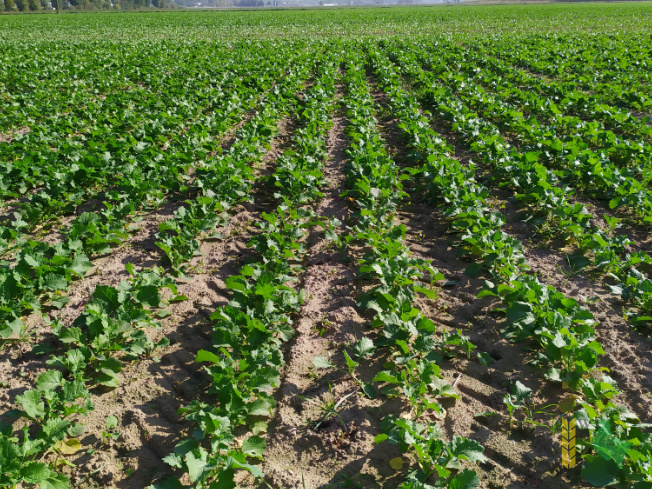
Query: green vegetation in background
1,3,652,38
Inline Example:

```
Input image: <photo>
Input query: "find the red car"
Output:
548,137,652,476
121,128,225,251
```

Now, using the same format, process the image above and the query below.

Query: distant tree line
0,0,305,12
0,0,176,11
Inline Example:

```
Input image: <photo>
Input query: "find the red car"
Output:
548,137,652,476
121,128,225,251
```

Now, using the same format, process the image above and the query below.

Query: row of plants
384,41,652,330
368,44,652,488
149,48,341,488
0,43,320,489
335,49,486,489
479,34,652,112
152,48,316,277
404,40,652,223
0,43,300,230
0,46,313,340
0,44,326,489
0,42,149,132
0,263,182,489
0,45,329,489
455,44,652,142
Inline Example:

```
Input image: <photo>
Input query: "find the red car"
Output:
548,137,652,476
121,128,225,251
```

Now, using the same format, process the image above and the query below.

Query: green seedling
298,385,355,431
101,415,120,444
312,336,376,398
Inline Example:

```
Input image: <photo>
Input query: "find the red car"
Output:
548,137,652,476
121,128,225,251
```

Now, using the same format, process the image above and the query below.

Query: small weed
298,385,355,431
101,415,120,445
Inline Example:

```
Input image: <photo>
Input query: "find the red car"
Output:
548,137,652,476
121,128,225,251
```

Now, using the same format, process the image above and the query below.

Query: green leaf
185,451,207,483
395,340,409,355
43,273,68,292
362,383,376,399
70,255,93,276
594,419,631,465
416,317,436,333
225,276,246,292
581,455,620,486
196,350,221,365
513,381,532,400
247,399,272,417
4,318,24,337
36,370,63,392
51,295,71,309
61,379,89,403
106,415,118,430
373,371,400,384
465,262,481,278
211,469,236,489
241,436,265,459
58,327,82,344
162,453,184,469
97,370,120,388
231,455,263,478
506,302,534,324
477,352,492,366
20,462,51,484
312,356,333,369
343,351,358,371
40,473,71,489
250,420,268,435
353,337,375,359
449,436,487,463
67,423,86,437
374,433,388,444
93,285,120,312
16,389,45,419
97,357,122,388
449,469,480,489
566,253,590,271
136,285,162,308
415,285,436,299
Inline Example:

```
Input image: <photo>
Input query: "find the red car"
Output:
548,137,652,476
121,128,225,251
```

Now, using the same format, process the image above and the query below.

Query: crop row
479,34,652,111
149,48,339,487
334,49,487,489
368,43,652,487
0,42,302,223
0,43,321,489
407,40,652,224
383,40,652,330
0,45,315,341
1,29,651,488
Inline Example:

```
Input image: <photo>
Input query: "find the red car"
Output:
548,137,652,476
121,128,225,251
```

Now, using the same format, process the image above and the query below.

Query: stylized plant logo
562,418,577,468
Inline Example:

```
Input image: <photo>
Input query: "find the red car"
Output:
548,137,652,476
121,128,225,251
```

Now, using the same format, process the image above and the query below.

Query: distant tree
28,0,40,9
5,0,16,9
15,0,27,10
